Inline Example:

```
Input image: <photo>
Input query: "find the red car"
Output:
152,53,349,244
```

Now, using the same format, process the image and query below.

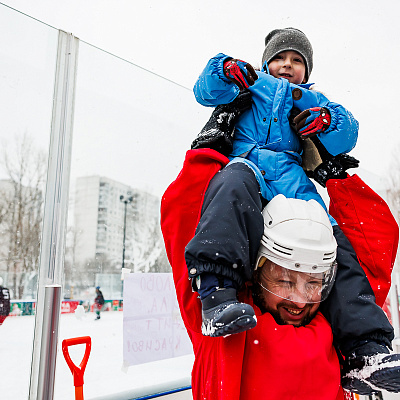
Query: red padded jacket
161,149,398,400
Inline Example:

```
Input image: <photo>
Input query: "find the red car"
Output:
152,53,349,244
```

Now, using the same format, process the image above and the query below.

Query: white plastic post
29,30,78,400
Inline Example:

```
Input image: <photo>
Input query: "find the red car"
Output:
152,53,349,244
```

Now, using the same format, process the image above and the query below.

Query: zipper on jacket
265,119,272,144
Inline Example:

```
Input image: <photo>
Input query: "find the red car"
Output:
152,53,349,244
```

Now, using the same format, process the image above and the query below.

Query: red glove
223,59,258,90
293,107,331,139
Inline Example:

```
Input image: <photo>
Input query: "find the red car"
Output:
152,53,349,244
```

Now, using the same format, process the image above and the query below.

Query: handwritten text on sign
123,273,192,366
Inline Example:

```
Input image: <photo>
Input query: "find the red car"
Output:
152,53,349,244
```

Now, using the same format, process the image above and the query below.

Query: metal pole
122,200,128,269
120,195,133,270
29,31,78,400
36,285,62,399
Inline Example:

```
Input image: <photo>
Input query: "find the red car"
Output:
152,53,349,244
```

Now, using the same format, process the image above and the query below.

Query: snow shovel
62,336,92,400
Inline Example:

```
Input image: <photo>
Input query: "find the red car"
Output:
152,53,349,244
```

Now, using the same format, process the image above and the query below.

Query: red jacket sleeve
327,174,399,307
161,149,229,338
161,150,249,400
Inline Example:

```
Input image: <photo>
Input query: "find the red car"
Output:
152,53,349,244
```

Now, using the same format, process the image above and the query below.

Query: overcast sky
1,0,400,195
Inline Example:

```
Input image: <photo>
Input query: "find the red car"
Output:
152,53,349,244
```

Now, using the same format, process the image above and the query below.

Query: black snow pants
184,162,394,356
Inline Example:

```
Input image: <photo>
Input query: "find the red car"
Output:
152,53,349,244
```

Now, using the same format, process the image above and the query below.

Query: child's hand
293,107,331,139
223,59,258,90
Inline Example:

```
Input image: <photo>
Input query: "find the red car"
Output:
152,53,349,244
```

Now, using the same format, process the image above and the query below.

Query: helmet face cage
257,256,337,304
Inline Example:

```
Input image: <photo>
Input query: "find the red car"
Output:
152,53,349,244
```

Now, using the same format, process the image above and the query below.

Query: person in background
0,277,10,326
94,286,105,320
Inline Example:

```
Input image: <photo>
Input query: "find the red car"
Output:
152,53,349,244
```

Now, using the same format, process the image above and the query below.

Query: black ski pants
185,163,394,355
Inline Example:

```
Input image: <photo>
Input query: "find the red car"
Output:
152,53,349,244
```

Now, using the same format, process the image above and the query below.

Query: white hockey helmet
256,194,337,303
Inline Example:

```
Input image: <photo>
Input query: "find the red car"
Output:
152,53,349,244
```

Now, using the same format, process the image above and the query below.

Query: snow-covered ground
0,311,193,399
1,311,398,400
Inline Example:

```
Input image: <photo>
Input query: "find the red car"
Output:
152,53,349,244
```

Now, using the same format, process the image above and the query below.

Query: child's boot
196,273,256,337
201,288,256,337
342,341,400,394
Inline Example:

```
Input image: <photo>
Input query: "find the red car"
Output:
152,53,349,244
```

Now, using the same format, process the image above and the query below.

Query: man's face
267,50,307,85
256,259,320,327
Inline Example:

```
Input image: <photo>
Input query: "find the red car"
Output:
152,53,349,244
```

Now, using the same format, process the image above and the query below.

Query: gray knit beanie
262,28,313,82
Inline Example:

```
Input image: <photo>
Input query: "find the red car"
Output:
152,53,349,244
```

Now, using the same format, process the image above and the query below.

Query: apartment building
73,176,161,271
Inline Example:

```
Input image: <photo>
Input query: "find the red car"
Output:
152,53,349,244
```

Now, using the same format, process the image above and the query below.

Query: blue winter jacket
193,53,359,223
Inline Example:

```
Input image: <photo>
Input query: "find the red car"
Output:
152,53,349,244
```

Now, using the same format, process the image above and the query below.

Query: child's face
268,50,306,85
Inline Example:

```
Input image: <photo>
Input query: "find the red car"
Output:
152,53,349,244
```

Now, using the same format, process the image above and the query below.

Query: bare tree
124,193,170,273
131,218,171,273
0,134,46,298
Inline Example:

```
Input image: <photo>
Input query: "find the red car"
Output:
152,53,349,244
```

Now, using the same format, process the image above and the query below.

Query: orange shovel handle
62,336,91,394
75,385,84,400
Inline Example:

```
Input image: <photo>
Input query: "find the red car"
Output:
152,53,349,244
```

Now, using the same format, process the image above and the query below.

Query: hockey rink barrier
133,387,192,399
0,4,57,399
0,3,206,399
1,3,400,400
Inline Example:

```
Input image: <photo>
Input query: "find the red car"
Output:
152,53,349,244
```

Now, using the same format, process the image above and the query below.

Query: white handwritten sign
123,273,192,366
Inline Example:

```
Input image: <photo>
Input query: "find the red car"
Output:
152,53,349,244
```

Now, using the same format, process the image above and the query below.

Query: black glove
311,154,359,187
191,90,252,156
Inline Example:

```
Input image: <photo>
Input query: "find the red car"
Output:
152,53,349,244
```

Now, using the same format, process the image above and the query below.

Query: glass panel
0,5,58,399
54,41,210,399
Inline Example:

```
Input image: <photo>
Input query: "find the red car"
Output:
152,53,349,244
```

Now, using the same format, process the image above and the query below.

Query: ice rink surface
0,311,193,399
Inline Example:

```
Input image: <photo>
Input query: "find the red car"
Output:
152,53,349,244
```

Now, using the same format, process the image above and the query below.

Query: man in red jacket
183,89,400,394
161,148,399,399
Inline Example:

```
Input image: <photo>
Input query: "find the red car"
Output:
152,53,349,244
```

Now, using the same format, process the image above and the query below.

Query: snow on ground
0,311,193,399
1,311,399,399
